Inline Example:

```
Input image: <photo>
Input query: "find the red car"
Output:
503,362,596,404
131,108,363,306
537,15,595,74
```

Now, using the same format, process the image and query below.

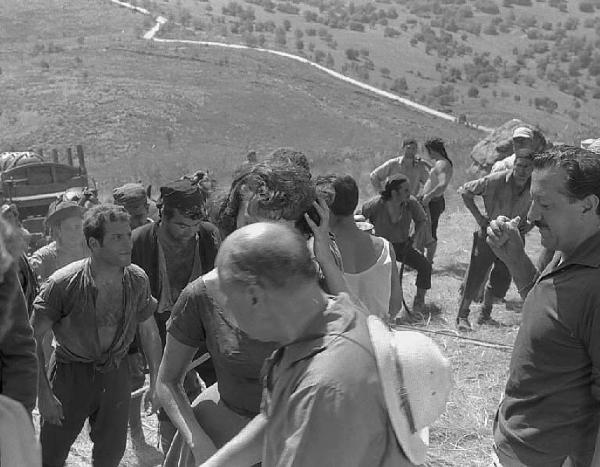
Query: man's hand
143,383,162,415
486,216,525,265
477,214,490,230
304,198,331,261
39,391,64,425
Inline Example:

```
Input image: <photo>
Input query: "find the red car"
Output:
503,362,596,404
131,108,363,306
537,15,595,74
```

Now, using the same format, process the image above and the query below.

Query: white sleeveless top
343,239,393,319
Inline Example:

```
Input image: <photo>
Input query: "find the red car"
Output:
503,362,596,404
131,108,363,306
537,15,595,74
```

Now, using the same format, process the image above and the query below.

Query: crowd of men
0,135,600,467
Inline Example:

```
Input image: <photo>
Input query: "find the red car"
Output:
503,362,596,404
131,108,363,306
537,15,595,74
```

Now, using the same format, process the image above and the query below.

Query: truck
0,146,90,248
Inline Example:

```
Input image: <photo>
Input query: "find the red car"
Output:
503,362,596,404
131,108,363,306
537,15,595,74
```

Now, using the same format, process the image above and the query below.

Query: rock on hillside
469,119,548,175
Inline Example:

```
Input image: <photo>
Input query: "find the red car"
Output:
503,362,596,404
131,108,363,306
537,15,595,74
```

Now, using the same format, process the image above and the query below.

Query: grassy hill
0,0,489,201
151,0,600,144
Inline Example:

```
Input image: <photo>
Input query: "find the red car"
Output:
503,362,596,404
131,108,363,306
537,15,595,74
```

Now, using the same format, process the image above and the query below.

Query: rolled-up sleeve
32,277,63,323
136,275,157,323
166,283,206,348
270,384,378,467
458,175,489,197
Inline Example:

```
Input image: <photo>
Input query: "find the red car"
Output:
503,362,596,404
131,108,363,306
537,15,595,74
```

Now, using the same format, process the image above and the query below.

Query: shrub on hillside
534,96,558,113
306,27,316,36
579,1,595,13
467,86,479,97
475,0,500,14
380,67,391,78
345,48,359,60
384,27,401,37
390,77,408,93
483,23,498,35
326,53,334,67
314,49,325,63
276,2,300,14
349,22,366,32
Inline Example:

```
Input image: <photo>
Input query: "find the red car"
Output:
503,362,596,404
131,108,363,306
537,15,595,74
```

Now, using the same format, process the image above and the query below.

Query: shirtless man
420,138,454,264
370,138,430,196
31,205,163,467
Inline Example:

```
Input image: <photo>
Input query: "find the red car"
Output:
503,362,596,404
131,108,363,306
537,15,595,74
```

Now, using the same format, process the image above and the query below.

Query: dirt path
108,0,494,134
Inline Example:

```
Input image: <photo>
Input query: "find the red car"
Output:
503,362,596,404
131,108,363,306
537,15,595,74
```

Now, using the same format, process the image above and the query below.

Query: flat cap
113,183,147,206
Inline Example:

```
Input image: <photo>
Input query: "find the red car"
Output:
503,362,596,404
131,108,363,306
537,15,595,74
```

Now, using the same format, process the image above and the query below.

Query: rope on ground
393,324,514,352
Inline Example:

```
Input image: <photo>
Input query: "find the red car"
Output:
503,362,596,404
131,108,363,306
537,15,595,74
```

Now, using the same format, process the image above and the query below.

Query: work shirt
168,276,277,417
32,259,156,371
29,241,89,283
260,293,413,467
362,196,426,244
494,231,600,466
370,156,429,195
458,169,531,232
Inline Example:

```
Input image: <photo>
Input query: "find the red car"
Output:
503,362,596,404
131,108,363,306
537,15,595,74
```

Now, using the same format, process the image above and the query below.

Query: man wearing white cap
201,222,452,467
491,126,535,173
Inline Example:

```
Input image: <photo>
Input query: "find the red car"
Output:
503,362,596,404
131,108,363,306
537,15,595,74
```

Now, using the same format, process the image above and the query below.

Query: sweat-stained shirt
457,169,532,233
260,293,414,467
32,259,156,371
370,156,430,195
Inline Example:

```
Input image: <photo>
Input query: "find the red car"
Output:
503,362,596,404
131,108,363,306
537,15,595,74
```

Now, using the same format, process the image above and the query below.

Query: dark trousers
392,242,432,290
428,196,445,241
41,361,130,467
460,230,511,304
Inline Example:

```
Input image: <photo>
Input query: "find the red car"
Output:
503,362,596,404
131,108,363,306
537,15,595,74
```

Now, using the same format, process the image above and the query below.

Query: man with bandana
131,178,221,453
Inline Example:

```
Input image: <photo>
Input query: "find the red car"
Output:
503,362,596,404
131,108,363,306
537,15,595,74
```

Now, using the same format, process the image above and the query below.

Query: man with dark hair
202,222,418,466
31,204,163,467
317,174,403,320
487,146,600,466
131,178,221,452
362,174,431,316
370,138,429,196
113,183,152,230
456,154,534,331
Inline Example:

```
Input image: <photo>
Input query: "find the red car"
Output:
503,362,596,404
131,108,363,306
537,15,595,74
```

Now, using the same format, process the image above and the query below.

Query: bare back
423,159,453,197
334,229,385,274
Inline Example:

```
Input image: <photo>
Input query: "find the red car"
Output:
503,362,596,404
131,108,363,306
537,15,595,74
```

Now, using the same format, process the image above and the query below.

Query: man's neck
560,225,600,262
279,287,329,345
89,256,123,282
158,221,194,247
329,216,360,236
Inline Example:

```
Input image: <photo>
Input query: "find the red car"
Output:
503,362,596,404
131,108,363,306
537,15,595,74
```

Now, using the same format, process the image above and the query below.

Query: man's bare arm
138,315,163,413
487,216,538,299
201,413,267,467
460,192,488,229
156,335,216,464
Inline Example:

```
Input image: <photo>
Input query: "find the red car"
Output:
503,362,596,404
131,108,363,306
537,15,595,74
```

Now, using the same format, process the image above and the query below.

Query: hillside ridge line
108,0,494,133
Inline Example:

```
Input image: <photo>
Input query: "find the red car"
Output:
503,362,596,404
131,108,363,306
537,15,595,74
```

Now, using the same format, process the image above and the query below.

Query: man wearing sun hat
113,182,152,230
491,126,536,173
131,177,221,452
201,222,452,467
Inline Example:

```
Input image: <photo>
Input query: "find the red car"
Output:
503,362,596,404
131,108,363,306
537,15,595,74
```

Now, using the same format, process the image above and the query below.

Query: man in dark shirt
202,222,417,466
31,205,163,467
487,145,600,466
131,178,220,452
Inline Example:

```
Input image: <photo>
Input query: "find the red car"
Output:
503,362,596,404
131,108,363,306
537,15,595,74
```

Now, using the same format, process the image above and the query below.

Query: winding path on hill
109,0,494,133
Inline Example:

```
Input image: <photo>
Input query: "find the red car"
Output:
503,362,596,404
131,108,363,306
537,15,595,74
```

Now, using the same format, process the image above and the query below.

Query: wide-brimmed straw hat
367,315,452,465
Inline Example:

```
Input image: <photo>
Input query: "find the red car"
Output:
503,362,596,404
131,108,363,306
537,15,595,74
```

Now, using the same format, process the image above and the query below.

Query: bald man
203,222,414,467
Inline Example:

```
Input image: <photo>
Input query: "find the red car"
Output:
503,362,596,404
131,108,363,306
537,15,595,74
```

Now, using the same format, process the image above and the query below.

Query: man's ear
245,284,266,308
88,237,99,251
581,194,599,215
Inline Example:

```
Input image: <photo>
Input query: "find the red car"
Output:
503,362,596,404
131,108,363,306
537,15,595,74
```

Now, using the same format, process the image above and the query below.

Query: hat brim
367,316,428,465
46,205,83,226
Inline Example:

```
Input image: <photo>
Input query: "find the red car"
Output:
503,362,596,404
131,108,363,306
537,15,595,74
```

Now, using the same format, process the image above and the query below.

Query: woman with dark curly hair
158,158,346,466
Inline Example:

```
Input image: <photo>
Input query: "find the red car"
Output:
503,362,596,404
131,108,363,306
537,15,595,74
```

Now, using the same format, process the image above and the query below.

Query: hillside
149,0,600,144
0,0,489,200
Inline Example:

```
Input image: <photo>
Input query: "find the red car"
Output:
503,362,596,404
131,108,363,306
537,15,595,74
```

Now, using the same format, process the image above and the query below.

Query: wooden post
66,147,73,166
51,149,59,163
76,145,86,174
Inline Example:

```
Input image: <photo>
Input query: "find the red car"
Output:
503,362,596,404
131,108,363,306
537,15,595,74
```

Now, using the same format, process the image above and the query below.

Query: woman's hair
425,138,453,166
214,160,316,238
380,174,409,201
